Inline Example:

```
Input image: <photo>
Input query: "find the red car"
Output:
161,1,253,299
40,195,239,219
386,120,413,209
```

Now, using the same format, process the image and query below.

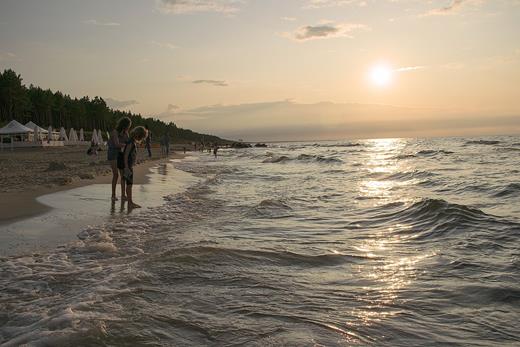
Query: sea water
1,136,519,346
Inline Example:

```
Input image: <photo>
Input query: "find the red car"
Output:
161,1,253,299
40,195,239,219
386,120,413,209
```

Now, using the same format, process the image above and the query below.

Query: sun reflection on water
348,138,436,330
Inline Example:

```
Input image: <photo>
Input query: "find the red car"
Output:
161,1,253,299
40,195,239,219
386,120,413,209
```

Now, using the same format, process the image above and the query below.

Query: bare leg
126,184,141,208
119,169,127,200
110,161,118,201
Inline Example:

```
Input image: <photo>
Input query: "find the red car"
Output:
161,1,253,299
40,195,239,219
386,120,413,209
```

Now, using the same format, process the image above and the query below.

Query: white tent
79,128,85,141
91,129,99,144
59,127,68,141
0,120,34,150
25,121,48,134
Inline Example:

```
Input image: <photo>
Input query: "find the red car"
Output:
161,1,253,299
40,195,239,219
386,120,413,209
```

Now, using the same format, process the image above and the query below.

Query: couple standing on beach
107,117,148,208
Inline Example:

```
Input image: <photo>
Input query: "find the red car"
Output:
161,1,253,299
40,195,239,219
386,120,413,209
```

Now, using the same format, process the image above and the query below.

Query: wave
366,169,435,181
318,143,362,148
262,154,343,164
393,154,417,160
385,170,436,181
156,246,370,268
493,183,520,197
394,150,453,159
496,147,520,152
247,198,293,218
454,285,520,305
466,140,501,145
347,198,516,240
416,149,454,156
297,154,343,163
262,155,291,163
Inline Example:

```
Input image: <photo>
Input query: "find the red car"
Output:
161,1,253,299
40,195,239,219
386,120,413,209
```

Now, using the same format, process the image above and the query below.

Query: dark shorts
107,147,119,161
117,152,124,170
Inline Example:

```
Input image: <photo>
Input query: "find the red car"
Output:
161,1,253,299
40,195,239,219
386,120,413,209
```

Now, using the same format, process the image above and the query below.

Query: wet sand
0,154,198,256
0,146,180,224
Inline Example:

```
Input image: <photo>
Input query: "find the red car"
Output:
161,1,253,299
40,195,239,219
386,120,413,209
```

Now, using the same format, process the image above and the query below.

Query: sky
1,0,519,140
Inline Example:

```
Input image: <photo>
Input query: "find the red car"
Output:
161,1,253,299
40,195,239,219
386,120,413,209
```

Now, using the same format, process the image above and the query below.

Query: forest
0,69,230,144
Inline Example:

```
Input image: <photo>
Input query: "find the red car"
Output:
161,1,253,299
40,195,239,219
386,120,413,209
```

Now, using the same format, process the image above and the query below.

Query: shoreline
0,151,196,257
0,148,184,226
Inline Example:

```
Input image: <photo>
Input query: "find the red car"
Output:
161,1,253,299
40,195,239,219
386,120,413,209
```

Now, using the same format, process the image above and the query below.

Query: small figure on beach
109,117,131,202
144,125,152,158
161,133,170,156
213,145,219,158
121,126,148,209
87,139,99,158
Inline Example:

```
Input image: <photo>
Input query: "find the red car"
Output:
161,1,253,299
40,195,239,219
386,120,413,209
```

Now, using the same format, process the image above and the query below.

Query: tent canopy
25,121,48,134
0,120,34,135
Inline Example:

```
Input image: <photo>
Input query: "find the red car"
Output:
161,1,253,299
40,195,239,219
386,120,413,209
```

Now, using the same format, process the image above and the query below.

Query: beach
1,136,520,345
0,146,182,224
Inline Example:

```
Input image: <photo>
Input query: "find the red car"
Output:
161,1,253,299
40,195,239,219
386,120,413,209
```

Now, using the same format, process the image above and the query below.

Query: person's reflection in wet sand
157,163,169,182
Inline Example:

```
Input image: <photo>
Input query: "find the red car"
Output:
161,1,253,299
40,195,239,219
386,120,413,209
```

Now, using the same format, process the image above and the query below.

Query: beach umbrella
59,127,68,141
72,128,79,141
33,125,39,143
91,129,98,144
79,128,84,141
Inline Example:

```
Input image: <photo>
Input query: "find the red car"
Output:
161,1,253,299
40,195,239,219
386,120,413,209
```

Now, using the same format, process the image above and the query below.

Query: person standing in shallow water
108,117,131,202
144,125,152,158
121,126,148,209
162,133,170,156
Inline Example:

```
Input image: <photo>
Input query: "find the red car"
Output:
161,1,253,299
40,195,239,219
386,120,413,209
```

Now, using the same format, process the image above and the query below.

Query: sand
0,146,183,224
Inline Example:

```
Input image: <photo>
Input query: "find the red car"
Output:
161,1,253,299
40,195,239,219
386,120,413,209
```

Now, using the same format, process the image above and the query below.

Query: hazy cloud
0,52,16,61
285,22,368,41
421,0,477,16
395,65,426,72
164,100,520,141
281,16,297,21
157,0,243,14
193,79,229,87
105,98,139,109
151,40,179,50
83,19,120,26
304,0,366,9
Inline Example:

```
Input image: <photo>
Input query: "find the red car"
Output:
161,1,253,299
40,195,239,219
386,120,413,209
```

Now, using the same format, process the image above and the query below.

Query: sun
370,64,393,87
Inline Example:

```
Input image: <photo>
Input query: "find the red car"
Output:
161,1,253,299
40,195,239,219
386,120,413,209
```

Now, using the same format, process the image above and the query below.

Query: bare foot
128,202,141,209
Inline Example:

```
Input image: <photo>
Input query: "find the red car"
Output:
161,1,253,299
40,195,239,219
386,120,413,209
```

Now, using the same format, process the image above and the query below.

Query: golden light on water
359,138,408,205
349,138,436,328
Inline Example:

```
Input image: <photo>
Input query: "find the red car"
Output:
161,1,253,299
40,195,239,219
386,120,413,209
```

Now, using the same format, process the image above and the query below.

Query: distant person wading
108,117,131,202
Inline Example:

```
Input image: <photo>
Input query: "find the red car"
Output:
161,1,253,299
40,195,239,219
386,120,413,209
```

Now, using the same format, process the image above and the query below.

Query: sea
1,136,520,346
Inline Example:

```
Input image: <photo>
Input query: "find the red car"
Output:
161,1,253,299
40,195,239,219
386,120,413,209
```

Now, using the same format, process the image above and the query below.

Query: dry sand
0,146,183,224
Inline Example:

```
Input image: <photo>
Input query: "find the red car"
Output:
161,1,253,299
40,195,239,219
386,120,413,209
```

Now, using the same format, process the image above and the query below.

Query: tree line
0,69,230,144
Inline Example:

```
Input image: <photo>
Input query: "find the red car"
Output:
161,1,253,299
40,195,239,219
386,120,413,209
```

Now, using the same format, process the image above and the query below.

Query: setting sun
370,64,393,87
